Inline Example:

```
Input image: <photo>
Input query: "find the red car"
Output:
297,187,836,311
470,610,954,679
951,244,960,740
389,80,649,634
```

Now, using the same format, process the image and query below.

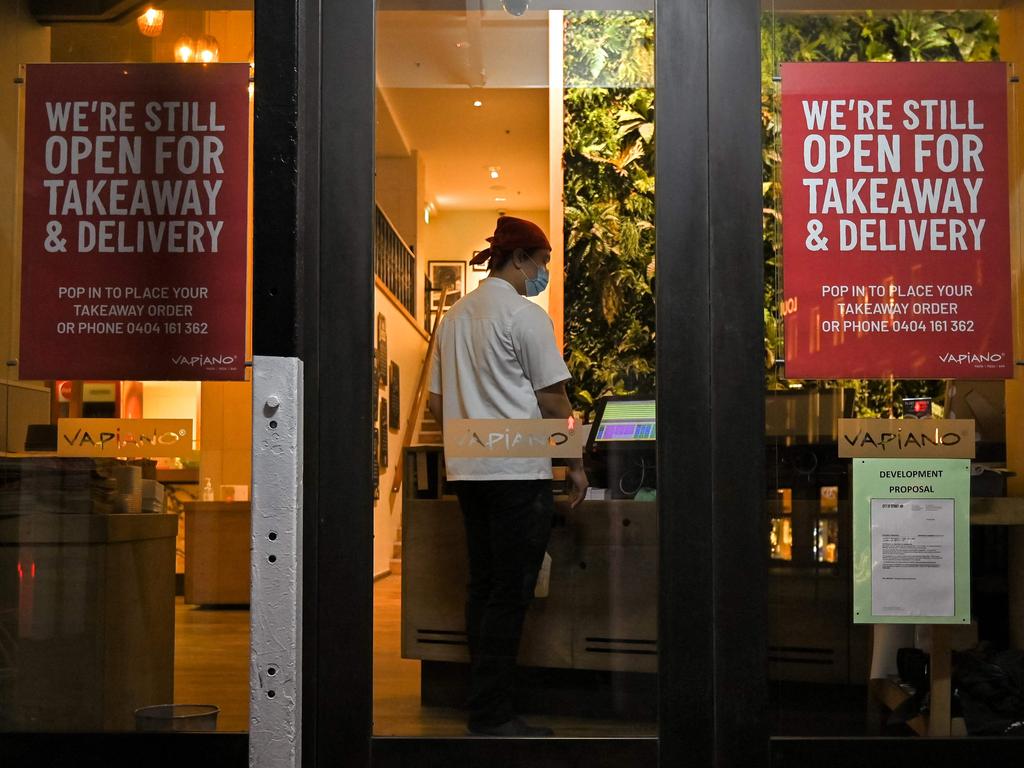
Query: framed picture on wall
423,275,434,333
372,425,380,501
388,362,400,432
470,250,488,272
378,399,389,468
376,313,388,386
371,367,378,419
428,260,465,312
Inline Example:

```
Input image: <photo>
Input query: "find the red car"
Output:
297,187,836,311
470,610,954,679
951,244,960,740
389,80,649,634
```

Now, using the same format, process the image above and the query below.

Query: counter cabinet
401,447,657,675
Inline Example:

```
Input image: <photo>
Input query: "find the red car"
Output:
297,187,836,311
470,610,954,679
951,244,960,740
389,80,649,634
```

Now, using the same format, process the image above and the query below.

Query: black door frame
292,1,766,766
266,1,1024,765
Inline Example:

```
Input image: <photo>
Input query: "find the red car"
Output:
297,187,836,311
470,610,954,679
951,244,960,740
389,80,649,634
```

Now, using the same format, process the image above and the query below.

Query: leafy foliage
762,12,999,415
564,11,655,416
563,11,999,419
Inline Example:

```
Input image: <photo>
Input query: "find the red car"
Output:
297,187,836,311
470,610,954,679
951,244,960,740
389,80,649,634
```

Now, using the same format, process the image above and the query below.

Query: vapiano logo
938,352,1004,365
172,354,237,367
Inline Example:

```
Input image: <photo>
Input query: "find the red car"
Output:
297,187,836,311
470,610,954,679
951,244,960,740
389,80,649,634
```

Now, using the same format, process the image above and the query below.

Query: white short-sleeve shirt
429,277,571,480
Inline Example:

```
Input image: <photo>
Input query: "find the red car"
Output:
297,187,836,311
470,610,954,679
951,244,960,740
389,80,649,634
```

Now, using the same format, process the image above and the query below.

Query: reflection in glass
1,4,254,732
763,7,1012,740
814,517,838,564
769,488,792,560
815,485,839,563
770,516,793,561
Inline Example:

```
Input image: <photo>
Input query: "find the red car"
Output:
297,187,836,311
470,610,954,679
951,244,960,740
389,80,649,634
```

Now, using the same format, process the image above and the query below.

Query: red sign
19,64,249,380
782,63,1011,379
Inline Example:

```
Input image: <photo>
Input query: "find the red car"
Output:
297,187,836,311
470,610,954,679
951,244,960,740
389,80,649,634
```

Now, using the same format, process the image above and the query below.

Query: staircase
387,288,449,578
388,368,444,576
390,525,403,574
417,410,443,446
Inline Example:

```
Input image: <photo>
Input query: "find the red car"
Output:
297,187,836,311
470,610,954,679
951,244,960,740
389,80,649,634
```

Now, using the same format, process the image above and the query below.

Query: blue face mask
523,256,550,297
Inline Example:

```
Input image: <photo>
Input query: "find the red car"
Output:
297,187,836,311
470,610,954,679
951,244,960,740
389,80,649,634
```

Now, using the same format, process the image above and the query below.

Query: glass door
0,0,255,737
763,1,1024,761
310,0,764,766
371,2,658,740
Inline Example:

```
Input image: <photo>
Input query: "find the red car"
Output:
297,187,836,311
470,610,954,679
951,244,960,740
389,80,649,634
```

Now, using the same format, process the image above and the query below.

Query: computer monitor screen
591,399,656,444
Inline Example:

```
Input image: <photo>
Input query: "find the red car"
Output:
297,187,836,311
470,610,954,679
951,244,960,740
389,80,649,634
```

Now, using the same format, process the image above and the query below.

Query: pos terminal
586,397,657,499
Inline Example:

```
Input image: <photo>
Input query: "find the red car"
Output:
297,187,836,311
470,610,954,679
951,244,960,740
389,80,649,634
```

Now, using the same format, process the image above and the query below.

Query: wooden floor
174,576,657,736
371,574,657,737
174,598,250,732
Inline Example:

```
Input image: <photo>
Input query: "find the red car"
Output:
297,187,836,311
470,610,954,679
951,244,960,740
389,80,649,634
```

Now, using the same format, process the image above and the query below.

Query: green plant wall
563,11,655,418
562,10,999,419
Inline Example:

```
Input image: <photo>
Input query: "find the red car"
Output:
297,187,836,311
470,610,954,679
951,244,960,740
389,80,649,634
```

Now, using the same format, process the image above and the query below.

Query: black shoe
466,717,554,737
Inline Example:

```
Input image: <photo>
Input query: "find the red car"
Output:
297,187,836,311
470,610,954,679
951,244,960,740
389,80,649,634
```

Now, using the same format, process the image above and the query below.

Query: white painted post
250,356,303,768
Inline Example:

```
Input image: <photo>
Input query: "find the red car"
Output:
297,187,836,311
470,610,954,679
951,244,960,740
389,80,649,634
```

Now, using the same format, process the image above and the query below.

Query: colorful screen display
592,400,656,442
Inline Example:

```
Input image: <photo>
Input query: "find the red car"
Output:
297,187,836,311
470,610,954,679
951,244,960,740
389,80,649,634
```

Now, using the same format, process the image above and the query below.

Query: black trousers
451,479,554,727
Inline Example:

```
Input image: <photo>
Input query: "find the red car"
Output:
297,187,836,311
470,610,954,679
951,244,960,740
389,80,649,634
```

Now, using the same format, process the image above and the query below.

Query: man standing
428,216,588,737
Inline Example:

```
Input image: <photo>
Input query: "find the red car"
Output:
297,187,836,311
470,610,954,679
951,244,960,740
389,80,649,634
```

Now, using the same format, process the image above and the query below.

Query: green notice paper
852,458,970,624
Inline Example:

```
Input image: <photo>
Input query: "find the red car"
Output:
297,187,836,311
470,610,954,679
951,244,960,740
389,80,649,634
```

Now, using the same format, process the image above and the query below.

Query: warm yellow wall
418,207,551,311
50,16,151,62
377,154,421,249
1001,3,1024,496
141,381,201,439
198,381,252,500
205,10,254,62
373,285,429,575
0,6,49,369
548,10,565,349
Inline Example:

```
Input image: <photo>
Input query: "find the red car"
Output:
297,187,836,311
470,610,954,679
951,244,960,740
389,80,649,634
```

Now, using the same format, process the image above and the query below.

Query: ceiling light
472,100,483,108
136,8,164,37
174,35,195,63
196,34,220,63
488,167,500,180
494,196,507,202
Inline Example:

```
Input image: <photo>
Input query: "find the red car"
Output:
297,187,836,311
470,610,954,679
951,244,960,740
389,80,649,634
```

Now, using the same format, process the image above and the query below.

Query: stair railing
390,286,449,498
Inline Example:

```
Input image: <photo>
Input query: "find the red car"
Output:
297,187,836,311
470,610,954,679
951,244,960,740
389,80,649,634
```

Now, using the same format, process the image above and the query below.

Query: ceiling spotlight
494,196,507,202
472,100,483,108
488,167,500,180
501,0,530,16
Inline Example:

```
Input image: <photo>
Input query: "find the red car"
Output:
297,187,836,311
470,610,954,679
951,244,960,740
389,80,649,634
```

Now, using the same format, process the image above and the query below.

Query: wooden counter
184,501,251,605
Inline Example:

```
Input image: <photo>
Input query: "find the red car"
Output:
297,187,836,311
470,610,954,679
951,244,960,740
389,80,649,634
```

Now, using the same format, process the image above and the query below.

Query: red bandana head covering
469,216,551,266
